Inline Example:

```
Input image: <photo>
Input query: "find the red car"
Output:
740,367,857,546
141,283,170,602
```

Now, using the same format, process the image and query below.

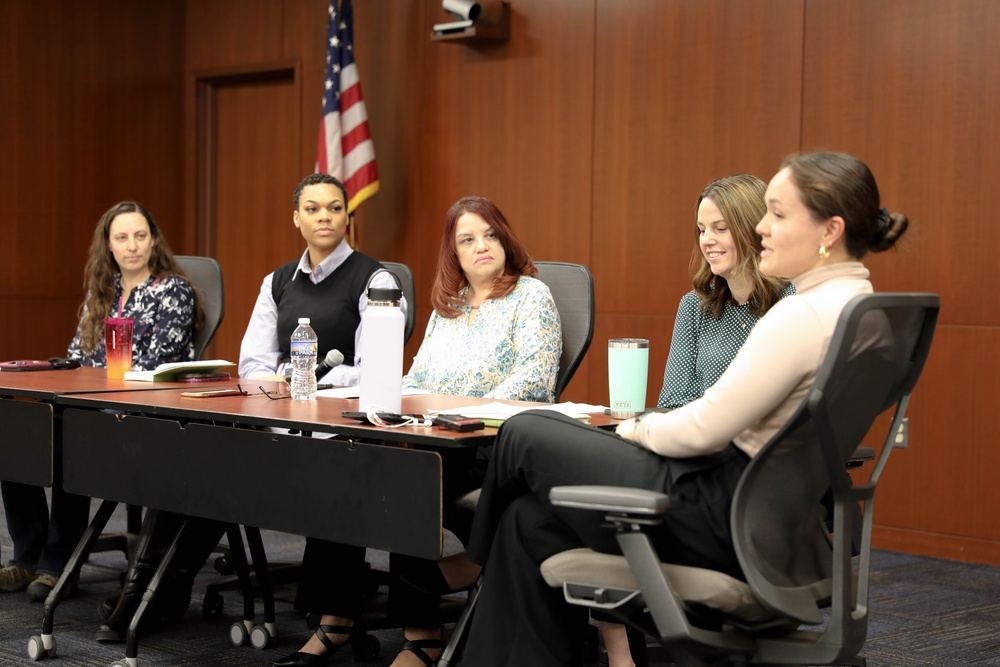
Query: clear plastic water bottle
290,317,318,400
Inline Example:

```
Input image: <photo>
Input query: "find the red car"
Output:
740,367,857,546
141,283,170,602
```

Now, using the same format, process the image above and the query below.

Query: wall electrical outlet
893,417,909,448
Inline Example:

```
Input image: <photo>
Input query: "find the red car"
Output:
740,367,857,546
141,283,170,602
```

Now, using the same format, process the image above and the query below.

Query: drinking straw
116,296,123,319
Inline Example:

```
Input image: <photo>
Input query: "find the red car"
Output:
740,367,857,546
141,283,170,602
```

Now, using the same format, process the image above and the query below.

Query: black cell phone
432,414,485,432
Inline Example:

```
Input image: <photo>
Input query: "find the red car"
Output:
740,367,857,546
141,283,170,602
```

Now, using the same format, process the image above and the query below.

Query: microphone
315,348,345,380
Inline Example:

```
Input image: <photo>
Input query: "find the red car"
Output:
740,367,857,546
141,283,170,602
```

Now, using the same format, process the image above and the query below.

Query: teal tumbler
608,338,649,418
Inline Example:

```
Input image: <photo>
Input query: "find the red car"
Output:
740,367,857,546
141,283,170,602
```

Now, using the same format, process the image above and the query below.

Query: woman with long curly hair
0,201,202,603
68,200,203,368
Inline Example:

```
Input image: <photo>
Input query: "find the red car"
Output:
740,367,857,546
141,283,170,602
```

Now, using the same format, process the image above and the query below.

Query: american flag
317,0,379,214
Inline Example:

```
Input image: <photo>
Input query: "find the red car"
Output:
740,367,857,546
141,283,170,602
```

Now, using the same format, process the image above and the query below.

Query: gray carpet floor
2,501,1000,666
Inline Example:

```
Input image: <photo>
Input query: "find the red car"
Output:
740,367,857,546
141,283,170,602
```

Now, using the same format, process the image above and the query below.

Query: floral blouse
67,274,196,371
403,276,562,403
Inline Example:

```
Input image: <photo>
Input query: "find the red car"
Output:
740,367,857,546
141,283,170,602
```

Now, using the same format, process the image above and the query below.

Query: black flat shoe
95,623,127,644
95,602,165,643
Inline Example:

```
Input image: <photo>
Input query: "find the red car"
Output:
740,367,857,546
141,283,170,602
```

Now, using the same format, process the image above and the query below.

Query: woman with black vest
238,172,398,385
94,174,400,644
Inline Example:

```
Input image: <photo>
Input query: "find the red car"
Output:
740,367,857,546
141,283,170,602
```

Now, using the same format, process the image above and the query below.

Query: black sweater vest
271,252,382,366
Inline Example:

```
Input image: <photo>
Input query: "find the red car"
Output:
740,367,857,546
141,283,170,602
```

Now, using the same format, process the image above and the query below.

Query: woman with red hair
274,196,561,667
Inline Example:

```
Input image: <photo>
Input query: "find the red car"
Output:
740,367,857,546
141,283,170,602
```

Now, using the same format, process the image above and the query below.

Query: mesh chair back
380,261,417,344
731,293,939,638
535,262,595,401
176,256,225,361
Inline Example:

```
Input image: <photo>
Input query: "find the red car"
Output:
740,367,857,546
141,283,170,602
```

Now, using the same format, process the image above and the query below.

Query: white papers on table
427,401,607,420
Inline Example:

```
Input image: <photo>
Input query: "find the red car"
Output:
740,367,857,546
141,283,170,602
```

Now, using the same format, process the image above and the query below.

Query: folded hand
615,418,638,441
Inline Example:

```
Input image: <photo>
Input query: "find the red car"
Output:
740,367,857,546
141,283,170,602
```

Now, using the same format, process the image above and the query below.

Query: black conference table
5,367,616,560
4,368,616,662
0,367,214,488
55,377,514,559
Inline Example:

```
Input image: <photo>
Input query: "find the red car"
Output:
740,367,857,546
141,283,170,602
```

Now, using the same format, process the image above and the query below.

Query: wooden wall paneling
588,0,806,405
0,299,83,360
282,0,335,178
351,0,437,365
184,0,287,71
868,326,1000,563
183,0,295,258
801,0,1000,321
592,0,806,311
801,0,1000,561
0,1,183,359
413,0,597,264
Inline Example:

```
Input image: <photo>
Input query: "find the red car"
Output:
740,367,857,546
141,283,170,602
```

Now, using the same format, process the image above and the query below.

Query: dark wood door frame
194,61,301,258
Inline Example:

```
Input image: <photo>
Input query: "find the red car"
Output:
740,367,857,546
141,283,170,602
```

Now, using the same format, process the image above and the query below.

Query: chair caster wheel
109,661,133,667
214,554,234,575
27,635,55,661
229,621,249,646
355,634,380,660
203,591,224,617
250,624,273,649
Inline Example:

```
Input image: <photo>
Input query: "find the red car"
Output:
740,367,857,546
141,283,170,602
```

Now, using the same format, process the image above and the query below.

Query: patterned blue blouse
67,274,196,371
657,284,795,409
403,276,562,403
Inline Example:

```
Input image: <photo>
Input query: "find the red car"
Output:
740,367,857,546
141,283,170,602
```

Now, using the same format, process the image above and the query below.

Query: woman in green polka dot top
657,174,794,410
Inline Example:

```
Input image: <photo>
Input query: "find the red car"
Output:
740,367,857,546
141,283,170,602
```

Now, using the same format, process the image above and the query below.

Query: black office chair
535,261,595,401
441,292,940,667
92,256,226,556
380,261,417,344
175,255,226,361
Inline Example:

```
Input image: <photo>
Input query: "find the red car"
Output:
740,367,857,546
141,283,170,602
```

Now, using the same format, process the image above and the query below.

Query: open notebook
123,360,236,382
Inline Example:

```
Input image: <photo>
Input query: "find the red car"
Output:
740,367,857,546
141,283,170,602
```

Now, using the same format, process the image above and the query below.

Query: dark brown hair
77,201,204,353
691,175,788,318
430,196,537,319
781,151,908,258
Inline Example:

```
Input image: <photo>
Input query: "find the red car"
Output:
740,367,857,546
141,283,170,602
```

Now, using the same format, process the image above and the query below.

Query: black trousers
293,538,442,628
293,444,484,629
461,410,750,667
1,480,90,576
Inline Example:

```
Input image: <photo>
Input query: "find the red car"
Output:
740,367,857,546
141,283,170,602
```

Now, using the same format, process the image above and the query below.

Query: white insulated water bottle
358,282,405,415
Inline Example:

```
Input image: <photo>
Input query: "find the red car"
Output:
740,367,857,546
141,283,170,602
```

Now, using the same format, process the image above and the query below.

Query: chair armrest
846,445,876,469
549,485,670,516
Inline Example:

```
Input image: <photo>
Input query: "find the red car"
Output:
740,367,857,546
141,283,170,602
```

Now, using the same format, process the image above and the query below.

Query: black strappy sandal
272,623,380,666
400,636,444,667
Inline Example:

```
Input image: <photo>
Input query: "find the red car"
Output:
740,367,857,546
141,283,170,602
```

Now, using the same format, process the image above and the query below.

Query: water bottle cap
298,317,311,324
368,287,402,303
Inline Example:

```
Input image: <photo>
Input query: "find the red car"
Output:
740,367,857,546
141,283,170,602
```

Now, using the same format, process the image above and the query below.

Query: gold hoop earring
818,245,830,260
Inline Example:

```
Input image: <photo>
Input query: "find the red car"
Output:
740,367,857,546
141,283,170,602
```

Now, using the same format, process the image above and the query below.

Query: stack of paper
429,401,606,427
